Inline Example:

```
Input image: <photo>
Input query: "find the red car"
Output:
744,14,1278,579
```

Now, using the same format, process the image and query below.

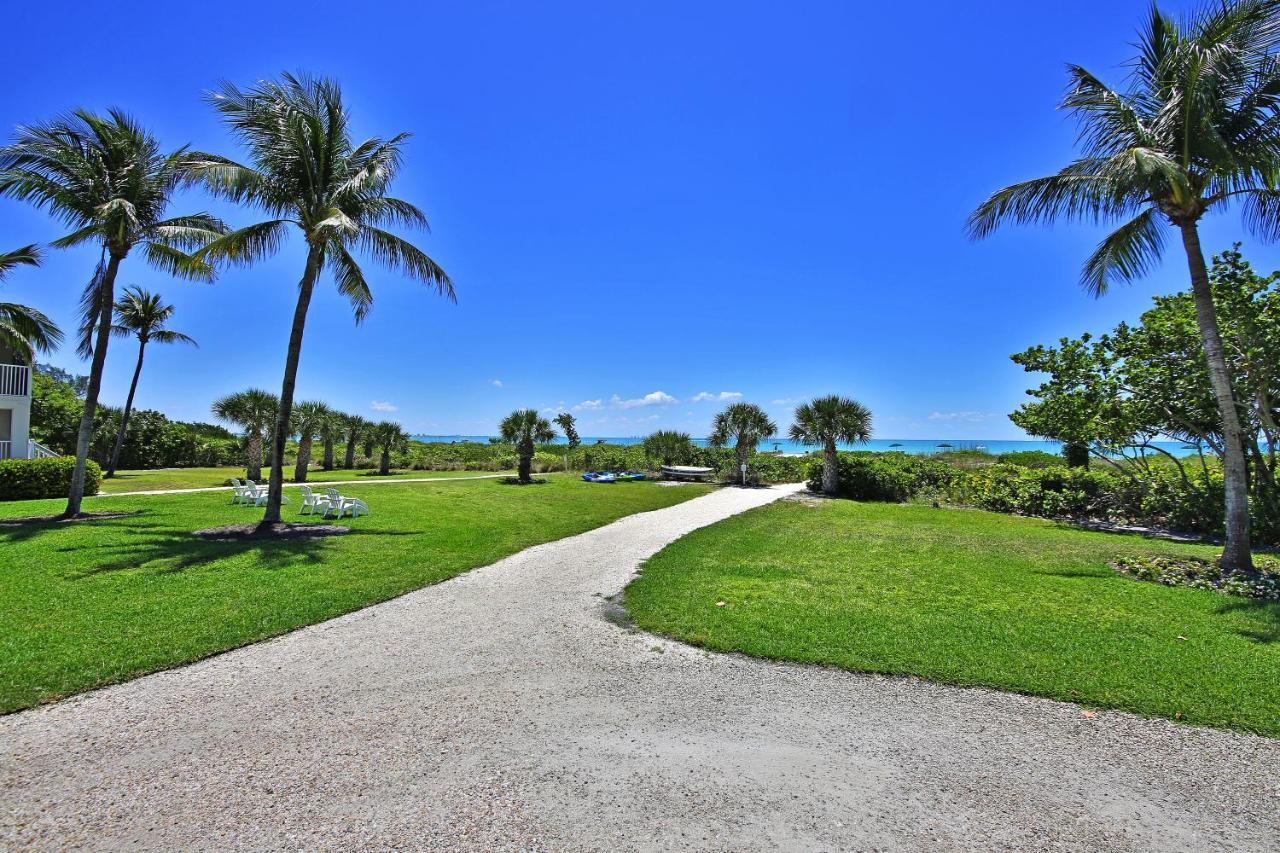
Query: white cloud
927,411,996,423
771,397,800,406
690,390,743,403
612,391,678,409
370,400,398,412
573,399,604,411
491,379,503,388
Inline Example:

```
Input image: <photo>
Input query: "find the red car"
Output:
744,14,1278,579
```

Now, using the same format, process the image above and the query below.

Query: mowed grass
98,465,510,493
625,499,1280,737
0,477,712,712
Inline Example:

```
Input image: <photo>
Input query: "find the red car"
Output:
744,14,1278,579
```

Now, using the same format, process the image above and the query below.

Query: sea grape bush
0,457,101,501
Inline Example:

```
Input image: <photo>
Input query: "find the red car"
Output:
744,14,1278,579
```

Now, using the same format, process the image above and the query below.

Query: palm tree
104,287,196,477
342,413,368,469
190,74,454,530
211,388,278,481
966,0,1280,572
318,410,345,471
709,402,777,483
0,110,224,516
0,245,62,359
500,409,556,483
291,400,332,483
370,420,409,475
790,396,872,496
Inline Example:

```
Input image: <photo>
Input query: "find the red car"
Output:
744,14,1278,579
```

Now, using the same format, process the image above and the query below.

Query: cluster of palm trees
210,390,409,480
0,73,452,528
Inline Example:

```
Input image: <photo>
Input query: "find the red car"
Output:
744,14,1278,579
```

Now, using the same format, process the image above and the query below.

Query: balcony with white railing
0,363,30,397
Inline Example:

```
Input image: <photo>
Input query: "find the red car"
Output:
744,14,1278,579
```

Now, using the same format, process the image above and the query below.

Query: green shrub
0,457,101,501
997,450,1064,469
810,453,958,501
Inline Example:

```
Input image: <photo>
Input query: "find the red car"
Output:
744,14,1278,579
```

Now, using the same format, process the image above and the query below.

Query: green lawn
98,465,510,493
625,498,1280,737
0,477,712,712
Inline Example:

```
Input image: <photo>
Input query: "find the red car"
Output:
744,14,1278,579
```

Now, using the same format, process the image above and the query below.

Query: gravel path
2,484,1277,851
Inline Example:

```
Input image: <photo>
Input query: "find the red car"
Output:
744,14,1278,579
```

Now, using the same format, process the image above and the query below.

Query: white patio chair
299,485,331,515
322,488,368,519
229,478,247,504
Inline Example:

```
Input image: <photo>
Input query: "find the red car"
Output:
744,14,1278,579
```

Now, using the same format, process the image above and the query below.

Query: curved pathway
2,484,1276,851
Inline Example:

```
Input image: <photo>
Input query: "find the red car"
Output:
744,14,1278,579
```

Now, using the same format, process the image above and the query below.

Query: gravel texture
2,483,1277,851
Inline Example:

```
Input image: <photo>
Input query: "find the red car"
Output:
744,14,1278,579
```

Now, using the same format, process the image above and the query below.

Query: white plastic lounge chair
245,482,288,507
299,485,331,515
322,488,368,519
229,478,247,504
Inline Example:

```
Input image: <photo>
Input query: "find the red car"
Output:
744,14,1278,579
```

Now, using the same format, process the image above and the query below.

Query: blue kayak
582,472,617,483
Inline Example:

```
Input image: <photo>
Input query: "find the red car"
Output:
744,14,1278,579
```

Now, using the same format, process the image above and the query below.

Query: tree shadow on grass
0,510,153,545
63,526,426,579
1214,597,1280,644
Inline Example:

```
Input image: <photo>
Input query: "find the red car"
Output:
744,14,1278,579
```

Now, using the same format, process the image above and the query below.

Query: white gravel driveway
2,483,1277,851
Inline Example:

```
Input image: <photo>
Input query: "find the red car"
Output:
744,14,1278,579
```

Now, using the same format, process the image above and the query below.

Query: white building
0,346,56,459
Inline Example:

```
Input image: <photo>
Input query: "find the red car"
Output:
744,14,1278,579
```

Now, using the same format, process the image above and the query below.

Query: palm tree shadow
0,511,152,545
1215,597,1280,644
66,527,425,579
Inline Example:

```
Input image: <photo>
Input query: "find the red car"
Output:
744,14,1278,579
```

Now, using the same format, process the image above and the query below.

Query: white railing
0,364,30,396
29,440,58,459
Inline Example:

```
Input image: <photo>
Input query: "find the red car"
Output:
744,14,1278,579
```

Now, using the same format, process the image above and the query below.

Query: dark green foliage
0,457,100,501
807,453,957,502
642,430,697,466
998,450,1067,469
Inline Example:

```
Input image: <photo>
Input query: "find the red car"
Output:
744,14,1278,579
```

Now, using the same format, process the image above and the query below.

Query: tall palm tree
211,388,278,481
790,395,872,496
709,402,777,483
190,74,454,529
0,110,224,516
291,400,332,483
369,420,409,475
104,287,196,477
0,245,62,359
342,413,368,469
500,409,556,483
967,0,1280,572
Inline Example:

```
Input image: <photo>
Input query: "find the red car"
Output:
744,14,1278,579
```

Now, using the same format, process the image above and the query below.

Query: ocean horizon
411,435,1207,458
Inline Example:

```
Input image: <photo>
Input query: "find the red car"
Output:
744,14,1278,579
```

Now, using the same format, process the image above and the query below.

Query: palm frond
329,244,373,323
0,244,41,280
356,227,455,301
193,219,291,267
144,241,216,282
0,301,62,357
967,161,1136,239
1081,209,1167,297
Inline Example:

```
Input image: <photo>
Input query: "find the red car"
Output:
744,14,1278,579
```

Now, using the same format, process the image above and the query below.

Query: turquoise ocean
412,435,1205,458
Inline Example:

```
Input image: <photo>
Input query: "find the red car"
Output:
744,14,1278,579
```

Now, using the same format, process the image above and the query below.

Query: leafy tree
789,395,873,496
290,401,332,483
211,388,278,481
500,409,555,483
341,413,367,469
967,0,1280,571
35,362,88,395
642,429,697,466
553,412,580,448
104,287,196,477
0,110,224,516
0,245,61,359
369,420,409,475
191,74,454,529
709,402,777,480
30,370,83,453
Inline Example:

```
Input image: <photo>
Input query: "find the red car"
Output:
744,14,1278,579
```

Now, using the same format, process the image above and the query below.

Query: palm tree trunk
518,448,533,483
1178,222,1253,573
322,437,334,470
106,339,146,478
261,247,322,528
294,436,312,483
344,430,357,469
246,431,263,481
379,449,390,476
64,254,121,517
822,440,839,496
735,440,750,485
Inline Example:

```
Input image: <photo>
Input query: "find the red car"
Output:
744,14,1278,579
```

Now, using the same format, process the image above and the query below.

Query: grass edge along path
0,477,713,713
624,498,1280,738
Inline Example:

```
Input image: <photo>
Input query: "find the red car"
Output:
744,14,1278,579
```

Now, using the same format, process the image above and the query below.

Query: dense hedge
806,453,957,501
0,457,101,501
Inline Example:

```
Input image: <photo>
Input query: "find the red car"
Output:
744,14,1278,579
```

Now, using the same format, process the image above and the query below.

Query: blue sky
2,0,1274,439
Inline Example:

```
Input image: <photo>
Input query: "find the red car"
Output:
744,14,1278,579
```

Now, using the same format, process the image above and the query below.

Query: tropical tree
553,412,580,448
789,395,872,496
318,409,346,471
642,429,697,466
341,413,367,469
0,245,62,360
0,109,224,516
500,409,556,483
370,420,409,475
709,402,777,481
211,388,278,481
104,287,196,477
191,74,454,529
966,0,1280,572
291,400,332,483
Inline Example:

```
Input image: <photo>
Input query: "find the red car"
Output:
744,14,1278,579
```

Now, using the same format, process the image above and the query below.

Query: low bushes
0,457,101,501
807,453,957,501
